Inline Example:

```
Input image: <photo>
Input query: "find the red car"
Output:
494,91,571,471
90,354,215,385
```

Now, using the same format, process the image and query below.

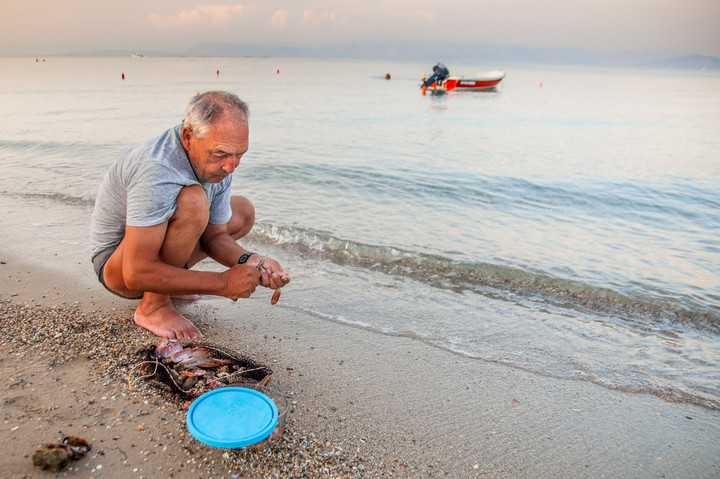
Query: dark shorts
92,246,115,288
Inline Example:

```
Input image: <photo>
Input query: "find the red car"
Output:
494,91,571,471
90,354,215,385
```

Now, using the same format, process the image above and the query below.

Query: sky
2,0,719,57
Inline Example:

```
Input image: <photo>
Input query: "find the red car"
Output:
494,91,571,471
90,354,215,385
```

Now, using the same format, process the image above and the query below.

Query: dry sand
1,194,718,478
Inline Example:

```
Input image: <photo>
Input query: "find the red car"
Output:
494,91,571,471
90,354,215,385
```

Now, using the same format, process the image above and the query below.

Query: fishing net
136,340,273,399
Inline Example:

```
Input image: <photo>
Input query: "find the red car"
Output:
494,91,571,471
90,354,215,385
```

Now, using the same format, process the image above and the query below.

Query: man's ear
181,127,193,150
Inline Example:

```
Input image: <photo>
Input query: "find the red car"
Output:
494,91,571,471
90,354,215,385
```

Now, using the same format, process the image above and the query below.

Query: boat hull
423,70,506,92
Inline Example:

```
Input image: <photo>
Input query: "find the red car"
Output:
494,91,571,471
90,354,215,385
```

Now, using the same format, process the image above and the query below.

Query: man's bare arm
200,222,249,267
122,223,258,298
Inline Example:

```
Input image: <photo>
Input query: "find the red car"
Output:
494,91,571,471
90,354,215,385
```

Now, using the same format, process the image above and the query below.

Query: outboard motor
421,63,450,88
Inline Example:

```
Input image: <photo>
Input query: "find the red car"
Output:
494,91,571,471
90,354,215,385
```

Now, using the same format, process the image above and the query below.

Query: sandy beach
2,193,719,478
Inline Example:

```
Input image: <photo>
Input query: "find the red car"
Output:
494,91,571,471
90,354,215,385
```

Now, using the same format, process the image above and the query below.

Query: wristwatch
238,252,256,264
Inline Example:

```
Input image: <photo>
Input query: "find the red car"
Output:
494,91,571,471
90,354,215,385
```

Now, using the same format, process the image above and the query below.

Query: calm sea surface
1,56,719,410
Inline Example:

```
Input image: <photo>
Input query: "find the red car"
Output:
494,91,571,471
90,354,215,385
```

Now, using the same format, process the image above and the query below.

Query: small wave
0,138,123,158
250,222,720,334
7,190,96,207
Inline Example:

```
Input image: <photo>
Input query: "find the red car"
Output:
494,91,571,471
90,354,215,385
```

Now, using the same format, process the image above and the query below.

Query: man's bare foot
133,296,203,339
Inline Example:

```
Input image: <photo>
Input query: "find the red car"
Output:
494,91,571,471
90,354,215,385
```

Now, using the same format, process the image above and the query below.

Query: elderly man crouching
90,91,289,339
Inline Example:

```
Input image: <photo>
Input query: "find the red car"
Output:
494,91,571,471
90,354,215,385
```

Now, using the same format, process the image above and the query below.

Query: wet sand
1,193,718,478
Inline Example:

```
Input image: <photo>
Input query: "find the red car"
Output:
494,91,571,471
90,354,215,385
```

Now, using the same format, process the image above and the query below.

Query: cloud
376,0,437,21
299,9,349,27
270,9,289,28
145,4,245,29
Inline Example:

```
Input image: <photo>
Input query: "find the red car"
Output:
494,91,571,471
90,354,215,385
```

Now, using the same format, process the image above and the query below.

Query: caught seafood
170,347,210,364
257,259,283,305
169,347,233,368
137,339,272,398
155,339,183,359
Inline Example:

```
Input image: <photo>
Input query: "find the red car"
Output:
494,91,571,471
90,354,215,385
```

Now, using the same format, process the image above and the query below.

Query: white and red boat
421,63,506,94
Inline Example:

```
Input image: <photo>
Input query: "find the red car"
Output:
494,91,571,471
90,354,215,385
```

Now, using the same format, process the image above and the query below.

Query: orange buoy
121,73,125,80
276,69,279,74
216,70,219,76
385,73,391,80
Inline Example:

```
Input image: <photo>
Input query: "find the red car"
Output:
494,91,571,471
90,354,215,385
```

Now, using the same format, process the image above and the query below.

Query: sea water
1,56,719,410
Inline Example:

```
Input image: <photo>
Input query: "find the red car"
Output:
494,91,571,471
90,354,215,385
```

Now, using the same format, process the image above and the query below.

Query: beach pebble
0,299,388,478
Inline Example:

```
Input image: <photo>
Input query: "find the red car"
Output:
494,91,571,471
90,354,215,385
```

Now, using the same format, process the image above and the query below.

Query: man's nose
223,157,240,173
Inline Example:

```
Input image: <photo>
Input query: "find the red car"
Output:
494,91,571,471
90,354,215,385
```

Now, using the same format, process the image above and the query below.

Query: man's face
182,113,249,183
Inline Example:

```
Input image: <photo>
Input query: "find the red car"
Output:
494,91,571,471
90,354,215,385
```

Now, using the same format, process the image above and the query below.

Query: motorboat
421,63,506,94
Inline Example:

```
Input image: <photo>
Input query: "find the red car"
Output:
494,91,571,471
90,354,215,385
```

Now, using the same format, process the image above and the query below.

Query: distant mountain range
68,41,720,70
638,54,720,70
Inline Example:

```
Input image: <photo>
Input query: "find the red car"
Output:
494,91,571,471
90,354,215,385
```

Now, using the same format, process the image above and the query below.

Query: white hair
183,91,249,138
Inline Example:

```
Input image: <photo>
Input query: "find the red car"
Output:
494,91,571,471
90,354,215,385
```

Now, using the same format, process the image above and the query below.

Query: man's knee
175,185,210,227
229,195,255,239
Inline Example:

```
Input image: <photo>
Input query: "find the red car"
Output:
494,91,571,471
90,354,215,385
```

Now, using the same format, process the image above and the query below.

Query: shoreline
1,194,719,478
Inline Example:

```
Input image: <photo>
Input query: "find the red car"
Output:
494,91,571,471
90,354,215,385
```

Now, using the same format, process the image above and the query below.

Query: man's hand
249,256,291,290
221,264,262,300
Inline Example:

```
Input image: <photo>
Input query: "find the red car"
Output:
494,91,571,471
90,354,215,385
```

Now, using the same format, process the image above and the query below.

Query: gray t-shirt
90,123,233,260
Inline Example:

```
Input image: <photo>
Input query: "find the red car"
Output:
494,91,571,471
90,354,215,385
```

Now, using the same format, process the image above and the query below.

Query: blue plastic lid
186,387,278,448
